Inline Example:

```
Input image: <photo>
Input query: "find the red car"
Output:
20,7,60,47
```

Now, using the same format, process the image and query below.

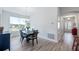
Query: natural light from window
10,16,30,31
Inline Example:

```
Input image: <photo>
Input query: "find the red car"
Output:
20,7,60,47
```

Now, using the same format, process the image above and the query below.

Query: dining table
22,29,34,38
20,29,38,46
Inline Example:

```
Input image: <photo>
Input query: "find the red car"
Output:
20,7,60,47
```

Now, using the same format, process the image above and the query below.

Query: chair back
0,33,10,51
20,30,27,38
20,30,24,38
0,27,4,33
72,27,77,35
33,30,39,38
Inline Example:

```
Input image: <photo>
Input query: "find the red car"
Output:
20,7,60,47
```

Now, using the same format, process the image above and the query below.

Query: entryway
63,15,76,33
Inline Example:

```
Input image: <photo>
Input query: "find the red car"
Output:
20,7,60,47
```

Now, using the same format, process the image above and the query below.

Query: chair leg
32,40,34,46
36,39,38,44
26,39,29,43
72,42,75,50
20,38,24,47
72,42,78,51
76,44,78,51
9,48,10,51
20,37,22,44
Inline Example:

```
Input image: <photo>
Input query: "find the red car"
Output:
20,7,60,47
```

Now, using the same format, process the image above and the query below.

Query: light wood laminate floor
10,33,74,51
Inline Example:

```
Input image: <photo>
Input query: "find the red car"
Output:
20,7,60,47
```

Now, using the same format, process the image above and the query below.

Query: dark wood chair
27,30,39,46
72,36,79,51
20,30,27,44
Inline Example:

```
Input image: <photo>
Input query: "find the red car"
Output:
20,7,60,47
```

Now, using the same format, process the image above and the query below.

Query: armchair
0,33,10,51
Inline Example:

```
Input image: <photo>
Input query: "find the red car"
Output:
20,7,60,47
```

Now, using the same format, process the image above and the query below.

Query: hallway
63,33,74,49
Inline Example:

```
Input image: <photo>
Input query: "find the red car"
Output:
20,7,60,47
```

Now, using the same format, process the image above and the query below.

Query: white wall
30,7,58,42
1,11,10,32
0,8,2,26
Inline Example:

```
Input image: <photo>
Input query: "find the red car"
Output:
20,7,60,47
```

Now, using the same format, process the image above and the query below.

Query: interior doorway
63,15,76,33
64,20,72,32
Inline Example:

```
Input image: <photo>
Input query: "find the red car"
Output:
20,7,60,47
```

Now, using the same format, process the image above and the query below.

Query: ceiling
1,7,28,16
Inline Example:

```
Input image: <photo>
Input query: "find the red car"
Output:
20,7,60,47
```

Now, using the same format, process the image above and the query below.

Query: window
58,17,61,29
10,16,30,31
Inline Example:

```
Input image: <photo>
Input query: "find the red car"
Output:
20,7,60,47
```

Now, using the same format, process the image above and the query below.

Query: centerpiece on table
25,19,30,30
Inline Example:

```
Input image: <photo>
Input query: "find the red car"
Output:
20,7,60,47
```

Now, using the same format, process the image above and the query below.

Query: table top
22,30,34,35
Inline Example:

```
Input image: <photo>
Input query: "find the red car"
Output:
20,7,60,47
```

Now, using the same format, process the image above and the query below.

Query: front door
65,20,72,32
63,16,76,33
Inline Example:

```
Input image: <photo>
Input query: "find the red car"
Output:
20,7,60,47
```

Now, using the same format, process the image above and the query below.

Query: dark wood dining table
22,29,34,37
21,29,38,46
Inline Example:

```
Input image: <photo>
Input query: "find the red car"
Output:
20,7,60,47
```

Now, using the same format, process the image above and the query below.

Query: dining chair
20,30,27,44
33,30,39,44
72,36,79,51
26,30,39,46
